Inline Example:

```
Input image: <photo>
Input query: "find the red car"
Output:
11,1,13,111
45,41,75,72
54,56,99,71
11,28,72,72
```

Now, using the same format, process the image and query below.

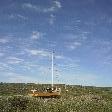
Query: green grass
0,83,112,112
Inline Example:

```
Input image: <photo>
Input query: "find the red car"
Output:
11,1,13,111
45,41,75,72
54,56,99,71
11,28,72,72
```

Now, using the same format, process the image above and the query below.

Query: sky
0,0,112,87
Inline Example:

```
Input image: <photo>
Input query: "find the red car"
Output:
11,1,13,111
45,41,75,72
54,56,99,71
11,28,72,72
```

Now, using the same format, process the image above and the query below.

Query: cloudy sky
0,0,112,86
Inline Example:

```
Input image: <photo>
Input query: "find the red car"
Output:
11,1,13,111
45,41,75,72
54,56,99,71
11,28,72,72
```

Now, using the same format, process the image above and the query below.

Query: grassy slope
0,83,112,112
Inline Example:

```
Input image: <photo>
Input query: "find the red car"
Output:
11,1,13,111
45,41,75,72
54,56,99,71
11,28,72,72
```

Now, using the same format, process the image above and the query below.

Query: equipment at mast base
29,87,61,98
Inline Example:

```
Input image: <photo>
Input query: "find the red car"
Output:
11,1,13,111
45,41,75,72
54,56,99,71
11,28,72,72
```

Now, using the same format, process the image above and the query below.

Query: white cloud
0,38,9,43
60,32,88,42
22,62,39,70
9,14,28,20
43,6,55,12
23,0,62,13
54,1,62,8
45,40,57,47
43,1,61,12
7,57,24,64
61,32,89,50
22,1,62,25
55,55,64,59
25,49,65,60
67,41,82,50
31,31,44,40
24,3,35,8
49,14,55,25
38,66,50,75
86,39,112,65
4,72,37,83
58,58,80,72
103,56,112,65
26,49,50,57
0,63,14,71
17,14,28,20
22,3,39,10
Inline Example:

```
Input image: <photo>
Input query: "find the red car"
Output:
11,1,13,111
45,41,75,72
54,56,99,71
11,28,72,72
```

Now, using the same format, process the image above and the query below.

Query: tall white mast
51,52,54,89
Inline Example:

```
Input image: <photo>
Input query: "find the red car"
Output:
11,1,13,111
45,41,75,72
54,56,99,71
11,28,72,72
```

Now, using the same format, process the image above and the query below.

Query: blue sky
0,0,112,87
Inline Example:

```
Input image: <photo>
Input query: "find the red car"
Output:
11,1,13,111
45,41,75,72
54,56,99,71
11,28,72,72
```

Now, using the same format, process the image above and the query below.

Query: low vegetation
0,83,112,112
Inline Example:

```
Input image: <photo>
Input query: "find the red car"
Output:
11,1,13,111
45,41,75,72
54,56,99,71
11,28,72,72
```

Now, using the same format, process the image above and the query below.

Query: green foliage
0,83,112,112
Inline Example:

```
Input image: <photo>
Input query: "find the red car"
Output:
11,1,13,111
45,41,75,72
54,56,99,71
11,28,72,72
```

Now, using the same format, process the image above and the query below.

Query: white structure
51,52,54,90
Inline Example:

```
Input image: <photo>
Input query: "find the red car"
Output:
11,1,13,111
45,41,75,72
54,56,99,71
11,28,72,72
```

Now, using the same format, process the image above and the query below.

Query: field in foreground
0,83,112,112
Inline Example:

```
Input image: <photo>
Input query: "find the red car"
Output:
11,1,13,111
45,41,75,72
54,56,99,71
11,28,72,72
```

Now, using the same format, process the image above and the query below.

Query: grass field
0,83,112,112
